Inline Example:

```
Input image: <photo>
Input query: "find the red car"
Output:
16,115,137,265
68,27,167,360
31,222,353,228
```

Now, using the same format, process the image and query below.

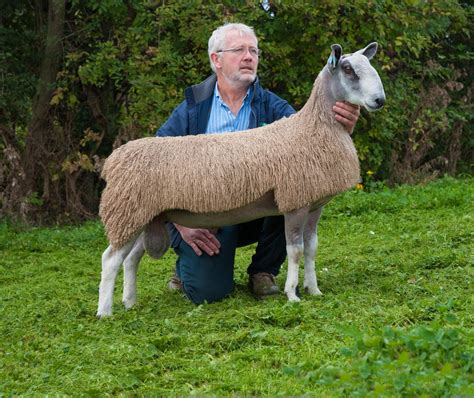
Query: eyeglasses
216,46,261,57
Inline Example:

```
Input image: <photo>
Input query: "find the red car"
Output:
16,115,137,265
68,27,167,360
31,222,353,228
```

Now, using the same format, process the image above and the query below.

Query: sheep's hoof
96,311,112,319
286,292,301,302
305,286,323,296
122,299,136,310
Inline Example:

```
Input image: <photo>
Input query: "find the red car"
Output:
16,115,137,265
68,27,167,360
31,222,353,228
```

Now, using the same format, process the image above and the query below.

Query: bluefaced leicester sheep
97,42,386,317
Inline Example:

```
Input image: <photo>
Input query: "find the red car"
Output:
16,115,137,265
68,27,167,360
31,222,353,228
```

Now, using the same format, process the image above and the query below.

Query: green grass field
1,177,472,397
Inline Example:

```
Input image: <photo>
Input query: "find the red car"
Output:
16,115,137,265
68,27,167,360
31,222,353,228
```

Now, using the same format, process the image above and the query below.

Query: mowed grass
0,177,472,397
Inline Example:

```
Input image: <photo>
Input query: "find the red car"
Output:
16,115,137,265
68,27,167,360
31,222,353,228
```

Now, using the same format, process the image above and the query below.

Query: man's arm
156,100,189,137
265,91,296,123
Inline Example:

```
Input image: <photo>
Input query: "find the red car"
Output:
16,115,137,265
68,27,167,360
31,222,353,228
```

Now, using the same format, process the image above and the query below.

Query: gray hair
208,23,258,72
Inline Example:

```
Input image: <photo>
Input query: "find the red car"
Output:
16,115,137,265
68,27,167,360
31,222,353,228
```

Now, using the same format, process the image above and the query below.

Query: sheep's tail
143,215,170,259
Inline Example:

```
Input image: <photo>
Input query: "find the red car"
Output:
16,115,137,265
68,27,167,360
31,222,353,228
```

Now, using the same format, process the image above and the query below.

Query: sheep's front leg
97,237,137,318
122,234,145,310
303,207,324,296
284,207,310,302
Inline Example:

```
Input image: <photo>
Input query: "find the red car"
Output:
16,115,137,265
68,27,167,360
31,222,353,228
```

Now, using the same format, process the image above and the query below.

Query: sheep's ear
356,42,378,60
328,44,342,71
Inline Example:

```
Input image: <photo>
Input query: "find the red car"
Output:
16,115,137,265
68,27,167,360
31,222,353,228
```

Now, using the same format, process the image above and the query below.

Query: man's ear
211,52,222,69
356,42,378,60
328,44,342,71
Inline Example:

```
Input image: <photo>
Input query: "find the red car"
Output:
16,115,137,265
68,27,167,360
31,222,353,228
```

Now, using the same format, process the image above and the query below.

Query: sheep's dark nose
375,97,385,108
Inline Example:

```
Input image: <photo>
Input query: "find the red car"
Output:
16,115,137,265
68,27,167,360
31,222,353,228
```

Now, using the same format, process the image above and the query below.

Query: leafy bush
1,0,472,221
57,0,474,183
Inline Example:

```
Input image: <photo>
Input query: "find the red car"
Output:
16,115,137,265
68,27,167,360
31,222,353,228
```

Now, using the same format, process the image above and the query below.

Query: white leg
97,237,137,318
285,243,304,302
122,234,145,310
284,207,310,302
303,207,323,295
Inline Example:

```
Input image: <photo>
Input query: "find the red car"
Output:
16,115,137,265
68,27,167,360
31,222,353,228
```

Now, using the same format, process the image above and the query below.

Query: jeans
173,216,286,304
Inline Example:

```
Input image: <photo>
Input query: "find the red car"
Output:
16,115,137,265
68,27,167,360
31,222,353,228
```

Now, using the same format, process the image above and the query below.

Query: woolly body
100,69,360,249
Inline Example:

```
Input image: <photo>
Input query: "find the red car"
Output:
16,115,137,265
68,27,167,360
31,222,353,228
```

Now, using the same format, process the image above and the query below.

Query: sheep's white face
328,43,386,112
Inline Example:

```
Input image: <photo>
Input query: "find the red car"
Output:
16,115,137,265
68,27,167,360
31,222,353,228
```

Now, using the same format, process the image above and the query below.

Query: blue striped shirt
206,83,253,134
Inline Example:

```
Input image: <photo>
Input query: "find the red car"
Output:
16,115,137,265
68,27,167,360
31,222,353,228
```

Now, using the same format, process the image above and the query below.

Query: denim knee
183,277,234,305
174,225,239,305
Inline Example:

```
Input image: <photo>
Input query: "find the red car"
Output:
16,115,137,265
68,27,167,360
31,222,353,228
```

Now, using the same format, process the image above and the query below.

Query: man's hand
333,101,360,134
175,225,221,256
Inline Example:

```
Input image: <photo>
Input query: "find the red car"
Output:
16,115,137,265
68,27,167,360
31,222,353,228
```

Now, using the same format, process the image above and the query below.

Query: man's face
212,30,259,87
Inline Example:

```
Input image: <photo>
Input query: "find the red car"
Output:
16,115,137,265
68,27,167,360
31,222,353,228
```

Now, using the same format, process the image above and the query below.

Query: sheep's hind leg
303,207,323,296
284,207,310,302
122,234,145,310
97,237,137,318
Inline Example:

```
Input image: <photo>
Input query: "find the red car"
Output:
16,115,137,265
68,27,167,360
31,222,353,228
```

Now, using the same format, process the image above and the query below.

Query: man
156,23,360,304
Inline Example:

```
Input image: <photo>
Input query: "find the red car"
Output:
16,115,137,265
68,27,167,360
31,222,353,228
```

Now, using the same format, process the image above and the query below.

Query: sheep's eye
343,65,353,75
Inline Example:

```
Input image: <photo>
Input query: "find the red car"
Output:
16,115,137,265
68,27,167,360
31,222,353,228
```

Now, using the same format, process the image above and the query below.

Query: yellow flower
367,170,374,176
356,183,364,190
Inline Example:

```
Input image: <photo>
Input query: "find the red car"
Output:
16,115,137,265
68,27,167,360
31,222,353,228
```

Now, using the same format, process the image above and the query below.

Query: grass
0,176,472,396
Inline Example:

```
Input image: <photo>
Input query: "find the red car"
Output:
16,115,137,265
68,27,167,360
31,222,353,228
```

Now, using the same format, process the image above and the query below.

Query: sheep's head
327,42,386,112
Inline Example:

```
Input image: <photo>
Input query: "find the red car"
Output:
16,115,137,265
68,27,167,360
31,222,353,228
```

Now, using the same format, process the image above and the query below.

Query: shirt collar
214,83,252,107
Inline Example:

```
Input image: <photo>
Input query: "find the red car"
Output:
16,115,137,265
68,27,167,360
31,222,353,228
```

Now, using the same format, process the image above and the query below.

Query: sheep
97,42,386,317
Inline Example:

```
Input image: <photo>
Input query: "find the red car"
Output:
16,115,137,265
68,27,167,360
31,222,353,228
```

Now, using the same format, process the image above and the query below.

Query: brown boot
249,272,280,299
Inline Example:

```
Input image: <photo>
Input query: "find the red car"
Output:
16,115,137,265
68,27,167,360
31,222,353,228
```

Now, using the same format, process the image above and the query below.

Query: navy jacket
156,74,295,137
155,75,296,247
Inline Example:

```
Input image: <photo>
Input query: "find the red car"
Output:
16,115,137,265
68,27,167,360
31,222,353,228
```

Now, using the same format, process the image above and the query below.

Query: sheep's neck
298,67,344,135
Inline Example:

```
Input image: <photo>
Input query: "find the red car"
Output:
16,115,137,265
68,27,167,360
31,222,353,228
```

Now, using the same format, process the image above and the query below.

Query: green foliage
0,1,41,129
0,177,472,395
319,324,474,396
60,0,474,161
1,0,472,221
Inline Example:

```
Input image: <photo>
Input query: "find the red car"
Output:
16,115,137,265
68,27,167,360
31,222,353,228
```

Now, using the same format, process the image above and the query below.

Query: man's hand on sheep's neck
174,225,221,256
333,101,360,134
